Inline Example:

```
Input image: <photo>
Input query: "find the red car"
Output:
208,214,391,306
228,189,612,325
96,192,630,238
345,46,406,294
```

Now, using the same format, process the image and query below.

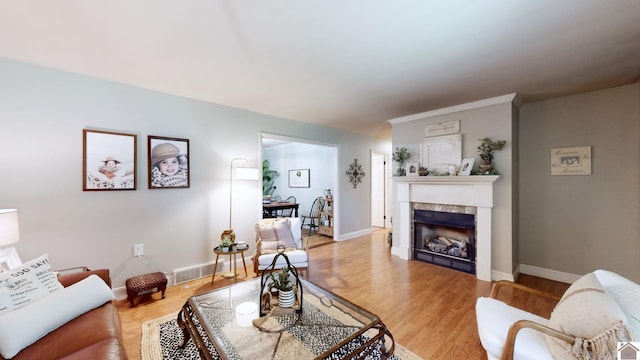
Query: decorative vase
278,289,296,308
221,247,230,253
479,162,494,175
220,229,236,244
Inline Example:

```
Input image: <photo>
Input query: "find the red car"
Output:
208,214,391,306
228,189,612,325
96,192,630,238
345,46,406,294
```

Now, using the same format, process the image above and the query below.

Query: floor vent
172,261,217,285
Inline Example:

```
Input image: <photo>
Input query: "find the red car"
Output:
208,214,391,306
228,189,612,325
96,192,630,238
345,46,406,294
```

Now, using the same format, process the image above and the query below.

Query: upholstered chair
476,269,640,360
253,217,309,277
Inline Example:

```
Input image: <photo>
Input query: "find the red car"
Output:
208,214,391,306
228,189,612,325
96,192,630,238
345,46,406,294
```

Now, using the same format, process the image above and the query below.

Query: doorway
371,151,387,229
260,133,339,240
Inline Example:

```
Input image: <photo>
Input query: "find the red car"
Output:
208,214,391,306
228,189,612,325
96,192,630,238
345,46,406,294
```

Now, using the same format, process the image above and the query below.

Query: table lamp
0,209,22,272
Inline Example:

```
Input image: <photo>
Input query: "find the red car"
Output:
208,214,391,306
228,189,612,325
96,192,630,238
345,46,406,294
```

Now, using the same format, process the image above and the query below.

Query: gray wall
519,83,640,282
391,100,516,277
0,58,378,287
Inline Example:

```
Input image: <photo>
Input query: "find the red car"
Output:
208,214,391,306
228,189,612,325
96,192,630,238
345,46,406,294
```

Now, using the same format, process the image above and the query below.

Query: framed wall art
289,169,310,188
550,146,592,175
83,129,137,191
148,136,190,189
424,120,460,137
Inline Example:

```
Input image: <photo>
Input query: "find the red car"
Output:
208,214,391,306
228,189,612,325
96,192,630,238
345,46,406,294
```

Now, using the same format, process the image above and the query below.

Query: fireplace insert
413,209,475,274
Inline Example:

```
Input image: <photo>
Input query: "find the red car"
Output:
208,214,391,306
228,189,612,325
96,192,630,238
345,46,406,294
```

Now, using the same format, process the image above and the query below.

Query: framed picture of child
148,136,190,189
83,129,137,191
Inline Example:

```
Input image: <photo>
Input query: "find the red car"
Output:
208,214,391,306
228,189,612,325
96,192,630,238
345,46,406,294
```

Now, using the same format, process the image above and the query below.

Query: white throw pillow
0,253,63,314
256,218,297,250
0,274,114,359
594,269,640,340
546,272,633,359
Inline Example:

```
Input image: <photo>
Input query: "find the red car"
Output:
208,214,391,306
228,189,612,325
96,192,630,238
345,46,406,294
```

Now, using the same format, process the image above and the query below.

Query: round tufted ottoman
125,272,167,307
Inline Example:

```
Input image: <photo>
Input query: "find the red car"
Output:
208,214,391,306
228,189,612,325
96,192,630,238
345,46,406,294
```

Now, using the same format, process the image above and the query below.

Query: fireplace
393,176,498,281
413,208,475,274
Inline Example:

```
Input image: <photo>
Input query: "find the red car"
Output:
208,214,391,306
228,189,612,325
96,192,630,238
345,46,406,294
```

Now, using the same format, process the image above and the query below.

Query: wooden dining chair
301,198,322,235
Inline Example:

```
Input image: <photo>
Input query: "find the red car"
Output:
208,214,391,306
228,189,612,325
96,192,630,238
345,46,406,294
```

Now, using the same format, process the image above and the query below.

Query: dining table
262,201,299,218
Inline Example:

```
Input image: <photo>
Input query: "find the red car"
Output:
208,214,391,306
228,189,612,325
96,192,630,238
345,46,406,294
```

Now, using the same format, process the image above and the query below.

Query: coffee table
177,277,394,359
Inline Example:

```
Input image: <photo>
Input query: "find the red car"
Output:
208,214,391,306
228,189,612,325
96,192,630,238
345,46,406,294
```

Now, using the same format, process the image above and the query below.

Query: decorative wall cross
346,159,365,188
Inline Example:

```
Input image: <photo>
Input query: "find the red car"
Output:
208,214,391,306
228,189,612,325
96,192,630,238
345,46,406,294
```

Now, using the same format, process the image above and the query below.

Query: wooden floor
117,229,570,359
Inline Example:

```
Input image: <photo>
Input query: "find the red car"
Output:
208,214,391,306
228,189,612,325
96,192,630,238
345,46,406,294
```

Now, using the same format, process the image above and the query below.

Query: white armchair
476,270,640,360
253,217,309,277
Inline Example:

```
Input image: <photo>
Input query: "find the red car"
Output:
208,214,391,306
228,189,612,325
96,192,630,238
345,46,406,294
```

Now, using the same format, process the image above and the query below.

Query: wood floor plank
117,229,569,359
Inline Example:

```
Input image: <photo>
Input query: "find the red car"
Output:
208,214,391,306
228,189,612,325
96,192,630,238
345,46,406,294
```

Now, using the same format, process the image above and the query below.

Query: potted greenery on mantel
392,147,411,176
477,137,506,175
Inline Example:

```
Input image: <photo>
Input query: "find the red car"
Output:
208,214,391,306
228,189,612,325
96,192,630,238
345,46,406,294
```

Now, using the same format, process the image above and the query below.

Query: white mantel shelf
393,175,499,281
392,175,499,184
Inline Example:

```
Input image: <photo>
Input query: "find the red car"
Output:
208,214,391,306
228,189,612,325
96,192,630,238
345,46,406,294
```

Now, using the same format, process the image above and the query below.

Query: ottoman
125,272,168,307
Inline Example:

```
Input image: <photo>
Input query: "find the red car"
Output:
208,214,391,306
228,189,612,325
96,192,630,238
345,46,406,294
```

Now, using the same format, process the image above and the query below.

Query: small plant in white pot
267,267,296,308
219,236,231,252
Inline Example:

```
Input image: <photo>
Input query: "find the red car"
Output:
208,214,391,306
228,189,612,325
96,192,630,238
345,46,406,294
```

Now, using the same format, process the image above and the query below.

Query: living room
2,2,640,359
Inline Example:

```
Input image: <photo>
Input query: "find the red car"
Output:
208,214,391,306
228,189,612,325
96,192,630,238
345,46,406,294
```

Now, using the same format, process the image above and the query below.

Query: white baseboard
519,264,581,284
491,270,516,282
113,286,127,300
338,228,371,241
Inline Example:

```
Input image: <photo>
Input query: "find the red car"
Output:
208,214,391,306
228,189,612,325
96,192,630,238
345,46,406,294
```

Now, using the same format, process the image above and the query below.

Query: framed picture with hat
83,129,137,191
148,136,190,189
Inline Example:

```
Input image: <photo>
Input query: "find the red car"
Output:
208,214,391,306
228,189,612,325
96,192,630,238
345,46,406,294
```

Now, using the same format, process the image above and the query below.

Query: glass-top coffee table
177,277,394,359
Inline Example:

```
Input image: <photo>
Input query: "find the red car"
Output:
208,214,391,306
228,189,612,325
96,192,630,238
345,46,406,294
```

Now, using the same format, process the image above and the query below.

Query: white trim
491,269,516,282
338,228,371,241
519,264,581,284
388,93,518,125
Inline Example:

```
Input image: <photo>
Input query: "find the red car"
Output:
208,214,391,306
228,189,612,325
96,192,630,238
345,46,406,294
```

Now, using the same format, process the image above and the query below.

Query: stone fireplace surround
393,176,499,281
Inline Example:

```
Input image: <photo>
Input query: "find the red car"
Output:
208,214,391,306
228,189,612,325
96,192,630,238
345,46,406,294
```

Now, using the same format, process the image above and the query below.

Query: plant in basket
266,267,296,308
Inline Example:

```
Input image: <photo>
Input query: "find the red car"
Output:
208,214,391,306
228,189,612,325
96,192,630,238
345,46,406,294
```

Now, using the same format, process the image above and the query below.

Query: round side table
211,245,249,283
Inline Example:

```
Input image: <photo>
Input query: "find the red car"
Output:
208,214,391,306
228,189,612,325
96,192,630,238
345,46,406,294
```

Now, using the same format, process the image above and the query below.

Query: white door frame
371,151,387,228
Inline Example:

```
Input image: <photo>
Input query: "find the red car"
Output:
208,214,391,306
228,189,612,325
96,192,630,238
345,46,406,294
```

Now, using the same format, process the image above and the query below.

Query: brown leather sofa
3,269,128,360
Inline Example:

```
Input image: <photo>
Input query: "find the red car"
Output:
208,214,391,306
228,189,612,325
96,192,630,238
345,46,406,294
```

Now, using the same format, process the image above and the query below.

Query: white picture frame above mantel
420,134,462,171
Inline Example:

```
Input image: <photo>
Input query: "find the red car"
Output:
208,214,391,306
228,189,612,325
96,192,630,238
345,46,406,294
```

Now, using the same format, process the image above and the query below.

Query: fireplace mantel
393,175,499,184
393,175,499,281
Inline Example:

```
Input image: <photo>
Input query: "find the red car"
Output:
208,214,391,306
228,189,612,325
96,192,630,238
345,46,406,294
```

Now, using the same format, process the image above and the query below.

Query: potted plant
392,147,411,176
262,159,279,198
267,267,296,308
477,137,506,175
219,236,231,252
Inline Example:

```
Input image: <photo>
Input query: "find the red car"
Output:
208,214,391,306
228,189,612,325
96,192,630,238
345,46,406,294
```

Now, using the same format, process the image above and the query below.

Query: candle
235,302,258,327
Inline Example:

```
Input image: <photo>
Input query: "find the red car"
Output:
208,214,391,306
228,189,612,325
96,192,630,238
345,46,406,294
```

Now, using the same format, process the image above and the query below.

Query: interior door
371,152,386,228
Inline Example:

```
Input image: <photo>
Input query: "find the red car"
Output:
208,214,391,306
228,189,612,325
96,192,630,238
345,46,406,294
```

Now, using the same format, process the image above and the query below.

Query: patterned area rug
141,312,422,360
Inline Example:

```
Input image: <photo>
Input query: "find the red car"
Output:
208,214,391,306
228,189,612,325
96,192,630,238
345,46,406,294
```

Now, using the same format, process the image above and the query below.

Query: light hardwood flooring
117,229,569,359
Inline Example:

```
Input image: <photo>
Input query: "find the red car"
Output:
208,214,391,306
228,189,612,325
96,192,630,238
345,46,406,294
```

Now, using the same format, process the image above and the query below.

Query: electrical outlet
133,243,144,257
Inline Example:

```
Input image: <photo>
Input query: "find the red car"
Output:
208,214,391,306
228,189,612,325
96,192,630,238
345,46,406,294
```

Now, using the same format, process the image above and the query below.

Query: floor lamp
222,158,259,243
220,158,258,278
0,209,22,272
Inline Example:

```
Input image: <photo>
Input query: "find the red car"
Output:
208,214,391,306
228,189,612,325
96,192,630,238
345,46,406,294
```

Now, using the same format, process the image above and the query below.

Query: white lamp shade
234,167,259,181
0,209,20,246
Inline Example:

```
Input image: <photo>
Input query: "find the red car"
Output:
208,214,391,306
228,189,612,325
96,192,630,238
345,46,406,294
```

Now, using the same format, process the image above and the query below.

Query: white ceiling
1,1,639,138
